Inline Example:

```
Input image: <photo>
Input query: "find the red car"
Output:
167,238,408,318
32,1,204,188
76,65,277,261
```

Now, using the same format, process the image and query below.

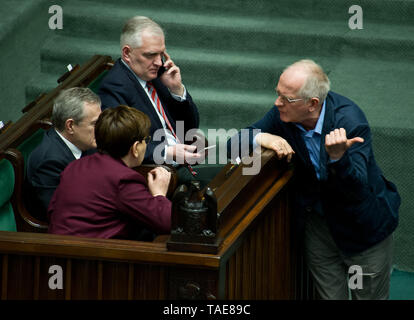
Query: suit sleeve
167,91,199,131
227,107,282,160
326,115,372,202
29,158,68,213
116,175,171,234
98,83,130,110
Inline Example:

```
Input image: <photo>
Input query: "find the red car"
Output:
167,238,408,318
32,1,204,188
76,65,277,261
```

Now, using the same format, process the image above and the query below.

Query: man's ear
309,97,320,113
65,119,75,134
122,45,132,63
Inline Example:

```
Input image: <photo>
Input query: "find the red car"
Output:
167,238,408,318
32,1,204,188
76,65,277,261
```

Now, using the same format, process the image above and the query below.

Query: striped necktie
146,81,197,176
146,81,177,139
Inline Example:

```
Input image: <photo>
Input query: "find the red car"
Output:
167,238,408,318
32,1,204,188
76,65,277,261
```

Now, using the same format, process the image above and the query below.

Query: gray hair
51,87,101,131
286,59,331,104
120,16,164,50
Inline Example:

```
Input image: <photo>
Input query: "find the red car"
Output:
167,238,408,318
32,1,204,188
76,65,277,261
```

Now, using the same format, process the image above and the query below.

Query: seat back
2,148,49,233
18,121,53,224
0,122,52,233
88,69,109,94
18,126,46,175
0,155,17,231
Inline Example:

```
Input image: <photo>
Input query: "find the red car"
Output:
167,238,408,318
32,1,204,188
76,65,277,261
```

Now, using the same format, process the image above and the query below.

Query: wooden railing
0,149,304,300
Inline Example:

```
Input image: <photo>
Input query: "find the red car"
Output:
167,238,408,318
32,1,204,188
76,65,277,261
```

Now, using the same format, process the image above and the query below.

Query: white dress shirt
55,129,82,159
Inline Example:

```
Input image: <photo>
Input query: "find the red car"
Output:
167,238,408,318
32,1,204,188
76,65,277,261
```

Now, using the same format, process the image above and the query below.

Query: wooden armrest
0,120,13,134
57,64,80,84
22,93,47,113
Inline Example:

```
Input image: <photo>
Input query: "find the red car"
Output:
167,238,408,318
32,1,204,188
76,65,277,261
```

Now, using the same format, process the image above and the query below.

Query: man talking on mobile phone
98,16,201,168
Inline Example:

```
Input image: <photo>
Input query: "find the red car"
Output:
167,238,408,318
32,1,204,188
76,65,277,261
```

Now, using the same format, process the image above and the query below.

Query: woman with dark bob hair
48,105,171,240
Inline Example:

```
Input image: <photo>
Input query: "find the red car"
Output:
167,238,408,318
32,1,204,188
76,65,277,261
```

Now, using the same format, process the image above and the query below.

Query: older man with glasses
227,59,400,300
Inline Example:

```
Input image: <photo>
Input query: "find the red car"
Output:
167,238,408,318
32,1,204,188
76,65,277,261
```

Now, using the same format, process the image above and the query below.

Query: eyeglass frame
143,135,151,144
277,94,306,104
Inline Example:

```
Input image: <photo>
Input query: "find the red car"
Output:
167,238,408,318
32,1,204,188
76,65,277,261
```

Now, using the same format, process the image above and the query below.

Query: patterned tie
146,81,177,140
146,81,197,176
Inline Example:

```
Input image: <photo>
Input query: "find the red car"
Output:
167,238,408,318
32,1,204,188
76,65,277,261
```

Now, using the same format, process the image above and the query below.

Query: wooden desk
0,148,311,300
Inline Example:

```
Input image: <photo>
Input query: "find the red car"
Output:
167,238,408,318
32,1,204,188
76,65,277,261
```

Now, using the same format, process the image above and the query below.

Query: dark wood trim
0,148,48,232
0,55,114,151
0,121,13,134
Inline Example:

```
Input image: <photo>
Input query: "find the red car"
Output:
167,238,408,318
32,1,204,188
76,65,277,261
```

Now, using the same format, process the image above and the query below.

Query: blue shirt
295,100,326,180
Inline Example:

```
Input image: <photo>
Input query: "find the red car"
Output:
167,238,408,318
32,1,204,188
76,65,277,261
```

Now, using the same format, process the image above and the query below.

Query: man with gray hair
98,16,201,167
227,59,400,299
27,87,101,219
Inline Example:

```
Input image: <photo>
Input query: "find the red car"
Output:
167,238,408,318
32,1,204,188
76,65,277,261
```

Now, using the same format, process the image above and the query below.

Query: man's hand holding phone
197,144,216,158
166,144,203,165
159,51,184,97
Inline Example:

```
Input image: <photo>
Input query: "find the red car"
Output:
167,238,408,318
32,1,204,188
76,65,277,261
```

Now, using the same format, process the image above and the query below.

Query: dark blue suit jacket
97,58,200,163
228,91,400,255
26,129,96,220
26,129,76,219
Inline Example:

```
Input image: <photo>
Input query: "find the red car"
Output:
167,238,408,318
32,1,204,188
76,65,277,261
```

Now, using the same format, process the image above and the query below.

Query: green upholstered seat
0,158,17,231
17,128,45,175
0,127,48,232
88,70,108,94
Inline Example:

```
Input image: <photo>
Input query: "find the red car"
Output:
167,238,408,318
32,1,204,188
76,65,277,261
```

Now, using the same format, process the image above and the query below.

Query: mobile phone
157,54,166,77
202,145,216,151
198,145,216,154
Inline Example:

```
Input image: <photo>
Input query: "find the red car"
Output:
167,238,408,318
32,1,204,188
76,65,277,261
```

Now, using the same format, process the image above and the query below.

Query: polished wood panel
224,188,293,299
0,156,308,300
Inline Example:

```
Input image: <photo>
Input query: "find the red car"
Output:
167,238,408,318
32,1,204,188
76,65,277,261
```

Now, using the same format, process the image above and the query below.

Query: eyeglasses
143,136,151,144
277,94,304,104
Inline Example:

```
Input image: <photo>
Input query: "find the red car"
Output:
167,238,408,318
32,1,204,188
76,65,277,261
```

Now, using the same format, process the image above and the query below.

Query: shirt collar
314,100,326,135
55,129,82,159
295,99,326,135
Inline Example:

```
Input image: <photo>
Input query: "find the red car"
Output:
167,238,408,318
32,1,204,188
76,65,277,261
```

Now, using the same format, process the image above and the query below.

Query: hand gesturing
325,128,364,160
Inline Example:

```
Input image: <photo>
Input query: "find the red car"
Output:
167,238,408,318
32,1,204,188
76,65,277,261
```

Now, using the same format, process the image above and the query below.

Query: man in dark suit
98,16,201,166
48,106,171,240
227,59,400,299
26,87,101,219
